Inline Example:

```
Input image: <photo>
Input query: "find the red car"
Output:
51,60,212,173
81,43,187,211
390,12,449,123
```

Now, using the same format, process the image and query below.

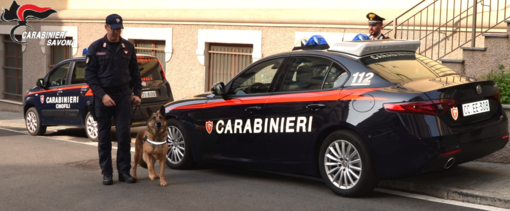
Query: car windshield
137,57,163,81
359,52,458,83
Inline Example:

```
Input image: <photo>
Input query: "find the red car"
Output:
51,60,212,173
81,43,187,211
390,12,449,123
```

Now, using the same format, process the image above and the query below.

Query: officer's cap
106,14,123,30
366,12,385,26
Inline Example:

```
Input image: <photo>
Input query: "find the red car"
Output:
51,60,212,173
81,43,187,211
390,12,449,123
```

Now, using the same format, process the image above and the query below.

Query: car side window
48,63,70,87
281,57,332,92
71,62,86,84
323,64,348,89
228,58,284,95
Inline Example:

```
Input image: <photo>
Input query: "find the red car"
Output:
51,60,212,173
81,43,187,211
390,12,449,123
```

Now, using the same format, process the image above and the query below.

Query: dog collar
147,125,154,135
143,136,167,146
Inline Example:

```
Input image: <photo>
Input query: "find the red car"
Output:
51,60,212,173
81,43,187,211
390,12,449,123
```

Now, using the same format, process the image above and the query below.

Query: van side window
71,62,86,84
48,63,70,87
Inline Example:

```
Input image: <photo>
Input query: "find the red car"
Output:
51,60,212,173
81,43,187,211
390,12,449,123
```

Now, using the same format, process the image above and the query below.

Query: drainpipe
471,0,477,47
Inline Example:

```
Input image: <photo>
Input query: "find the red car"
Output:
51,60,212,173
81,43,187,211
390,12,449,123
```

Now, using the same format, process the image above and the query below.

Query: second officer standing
85,14,142,185
367,12,389,40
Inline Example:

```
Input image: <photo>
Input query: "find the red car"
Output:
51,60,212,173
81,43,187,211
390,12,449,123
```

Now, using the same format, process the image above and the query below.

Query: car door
263,56,349,162
40,62,71,125
67,60,92,125
202,57,288,160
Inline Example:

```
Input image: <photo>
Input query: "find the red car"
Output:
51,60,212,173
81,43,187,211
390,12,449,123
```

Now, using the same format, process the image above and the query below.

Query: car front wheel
165,119,194,169
25,107,46,135
85,112,98,142
319,130,378,197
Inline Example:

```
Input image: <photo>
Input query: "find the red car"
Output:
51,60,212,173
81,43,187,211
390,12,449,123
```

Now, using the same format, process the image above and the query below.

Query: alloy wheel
324,139,362,189
167,126,185,164
86,115,98,139
26,111,37,133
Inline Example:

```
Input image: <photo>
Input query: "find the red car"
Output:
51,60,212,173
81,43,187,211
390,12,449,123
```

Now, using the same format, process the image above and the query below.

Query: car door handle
80,88,88,94
57,90,64,95
306,104,326,110
245,106,262,113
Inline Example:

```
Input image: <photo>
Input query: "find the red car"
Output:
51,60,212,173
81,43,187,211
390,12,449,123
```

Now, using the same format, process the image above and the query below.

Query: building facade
0,0,419,112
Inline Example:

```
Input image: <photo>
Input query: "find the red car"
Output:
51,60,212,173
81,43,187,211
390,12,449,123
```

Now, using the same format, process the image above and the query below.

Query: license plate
462,99,490,117
142,91,157,98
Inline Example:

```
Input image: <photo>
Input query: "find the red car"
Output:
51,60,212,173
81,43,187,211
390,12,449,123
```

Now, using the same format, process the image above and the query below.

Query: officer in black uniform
366,12,389,40
85,14,142,185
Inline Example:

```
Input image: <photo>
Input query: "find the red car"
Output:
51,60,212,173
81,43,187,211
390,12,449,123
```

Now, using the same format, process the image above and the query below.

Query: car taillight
492,90,501,104
157,59,166,80
384,99,458,116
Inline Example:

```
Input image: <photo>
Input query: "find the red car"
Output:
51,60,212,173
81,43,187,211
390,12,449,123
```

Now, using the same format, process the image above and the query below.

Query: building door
207,44,253,90
49,40,72,69
3,35,23,101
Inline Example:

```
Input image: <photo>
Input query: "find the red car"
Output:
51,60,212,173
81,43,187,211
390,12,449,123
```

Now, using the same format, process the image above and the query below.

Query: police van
23,54,173,141
163,36,508,197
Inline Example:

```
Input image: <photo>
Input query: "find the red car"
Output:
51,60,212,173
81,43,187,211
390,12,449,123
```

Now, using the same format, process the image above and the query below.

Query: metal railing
384,0,510,61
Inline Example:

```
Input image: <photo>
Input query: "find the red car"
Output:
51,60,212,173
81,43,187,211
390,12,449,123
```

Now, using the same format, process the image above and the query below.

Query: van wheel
319,130,378,197
166,119,194,169
25,107,46,135
85,112,98,142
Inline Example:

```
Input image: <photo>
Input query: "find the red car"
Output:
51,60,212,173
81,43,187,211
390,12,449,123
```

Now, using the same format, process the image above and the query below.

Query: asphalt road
0,127,487,211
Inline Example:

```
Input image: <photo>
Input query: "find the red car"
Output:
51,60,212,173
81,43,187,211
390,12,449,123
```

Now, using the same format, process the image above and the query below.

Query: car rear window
359,52,458,83
137,57,163,81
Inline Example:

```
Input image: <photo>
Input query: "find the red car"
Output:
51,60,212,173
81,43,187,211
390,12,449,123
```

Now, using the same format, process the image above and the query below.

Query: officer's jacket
85,35,142,99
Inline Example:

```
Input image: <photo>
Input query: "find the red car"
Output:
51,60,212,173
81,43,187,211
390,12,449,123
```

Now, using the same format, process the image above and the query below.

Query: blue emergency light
82,48,88,56
292,38,308,50
302,35,330,50
352,33,370,41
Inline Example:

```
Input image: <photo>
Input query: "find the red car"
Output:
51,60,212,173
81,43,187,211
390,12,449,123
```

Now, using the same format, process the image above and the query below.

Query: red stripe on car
171,88,383,110
26,85,89,96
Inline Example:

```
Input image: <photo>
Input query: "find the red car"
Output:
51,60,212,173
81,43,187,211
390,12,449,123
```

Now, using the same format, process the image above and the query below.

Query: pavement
1,110,510,209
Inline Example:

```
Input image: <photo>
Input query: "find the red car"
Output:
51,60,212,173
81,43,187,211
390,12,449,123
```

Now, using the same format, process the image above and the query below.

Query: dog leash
130,104,146,125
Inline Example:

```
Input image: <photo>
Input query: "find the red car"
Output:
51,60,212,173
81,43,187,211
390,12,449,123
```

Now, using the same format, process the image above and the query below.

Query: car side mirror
36,78,45,88
211,82,226,96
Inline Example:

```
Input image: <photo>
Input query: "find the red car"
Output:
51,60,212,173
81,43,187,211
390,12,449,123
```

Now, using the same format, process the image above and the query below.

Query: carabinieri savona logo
1,0,57,44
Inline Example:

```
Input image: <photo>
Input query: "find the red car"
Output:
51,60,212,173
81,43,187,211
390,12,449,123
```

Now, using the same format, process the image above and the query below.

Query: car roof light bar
328,40,421,57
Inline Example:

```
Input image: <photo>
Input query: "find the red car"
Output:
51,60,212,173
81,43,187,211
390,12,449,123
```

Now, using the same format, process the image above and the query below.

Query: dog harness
143,136,167,146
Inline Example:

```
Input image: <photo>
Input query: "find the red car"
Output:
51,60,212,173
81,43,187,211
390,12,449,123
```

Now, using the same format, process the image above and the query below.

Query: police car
163,36,508,197
23,54,174,141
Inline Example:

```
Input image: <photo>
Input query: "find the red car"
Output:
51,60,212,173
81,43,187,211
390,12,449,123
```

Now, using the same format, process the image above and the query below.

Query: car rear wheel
25,107,46,135
85,112,98,142
166,119,194,169
319,130,378,197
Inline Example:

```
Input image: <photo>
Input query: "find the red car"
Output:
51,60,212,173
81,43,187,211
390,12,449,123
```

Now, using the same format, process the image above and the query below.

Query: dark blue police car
23,54,173,141
164,36,508,197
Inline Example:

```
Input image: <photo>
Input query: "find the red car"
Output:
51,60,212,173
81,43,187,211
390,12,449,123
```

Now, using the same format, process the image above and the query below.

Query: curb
379,180,510,209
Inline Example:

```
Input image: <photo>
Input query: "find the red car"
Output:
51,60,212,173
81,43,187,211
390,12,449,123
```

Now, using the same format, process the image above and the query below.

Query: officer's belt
103,84,130,95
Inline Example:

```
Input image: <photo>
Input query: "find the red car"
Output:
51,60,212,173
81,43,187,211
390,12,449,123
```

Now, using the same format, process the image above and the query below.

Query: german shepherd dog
132,106,169,186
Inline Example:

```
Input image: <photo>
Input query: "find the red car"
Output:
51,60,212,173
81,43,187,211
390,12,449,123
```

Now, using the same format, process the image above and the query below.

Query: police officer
366,12,389,40
85,14,142,185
